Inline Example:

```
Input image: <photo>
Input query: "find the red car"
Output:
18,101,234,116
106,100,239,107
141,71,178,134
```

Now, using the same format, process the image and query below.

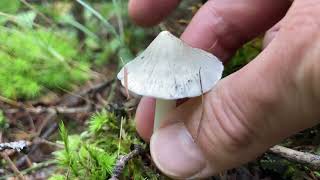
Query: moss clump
52,110,159,179
0,27,90,99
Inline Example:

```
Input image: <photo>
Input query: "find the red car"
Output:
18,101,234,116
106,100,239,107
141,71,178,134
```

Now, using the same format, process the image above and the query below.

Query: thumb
150,60,318,179
150,4,320,179
150,75,284,178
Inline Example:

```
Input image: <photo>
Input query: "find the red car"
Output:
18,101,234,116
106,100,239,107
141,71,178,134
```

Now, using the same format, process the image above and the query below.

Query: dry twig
0,95,22,108
0,140,29,153
110,145,144,180
35,110,56,137
6,104,91,115
61,79,114,106
0,160,56,180
0,136,26,179
16,123,59,167
1,153,25,179
269,145,320,170
81,79,115,97
196,68,204,142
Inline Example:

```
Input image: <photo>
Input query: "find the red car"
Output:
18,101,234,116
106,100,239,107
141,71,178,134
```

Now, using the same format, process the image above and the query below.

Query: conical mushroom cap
117,31,224,100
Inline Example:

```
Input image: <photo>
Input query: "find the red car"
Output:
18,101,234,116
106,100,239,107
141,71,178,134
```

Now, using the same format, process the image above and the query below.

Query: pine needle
76,0,120,41
196,68,204,142
117,117,124,157
124,67,130,99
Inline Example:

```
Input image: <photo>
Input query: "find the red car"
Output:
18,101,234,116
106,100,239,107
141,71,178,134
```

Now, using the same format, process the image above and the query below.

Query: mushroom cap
117,31,224,100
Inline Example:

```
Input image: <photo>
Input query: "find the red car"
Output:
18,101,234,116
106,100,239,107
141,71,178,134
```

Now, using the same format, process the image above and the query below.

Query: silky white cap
117,31,224,100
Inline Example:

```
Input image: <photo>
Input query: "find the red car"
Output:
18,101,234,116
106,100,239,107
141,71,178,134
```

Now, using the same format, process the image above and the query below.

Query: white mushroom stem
154,99,176,131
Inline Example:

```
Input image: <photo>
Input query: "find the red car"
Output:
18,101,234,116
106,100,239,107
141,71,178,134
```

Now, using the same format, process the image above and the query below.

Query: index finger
181,0,291,61
129,0,181,27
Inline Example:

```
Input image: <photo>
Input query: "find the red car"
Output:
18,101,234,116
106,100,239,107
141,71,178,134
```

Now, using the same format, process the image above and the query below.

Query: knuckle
203,1,247,50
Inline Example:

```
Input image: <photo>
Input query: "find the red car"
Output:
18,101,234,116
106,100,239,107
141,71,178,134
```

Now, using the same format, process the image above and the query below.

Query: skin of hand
129,0,320,179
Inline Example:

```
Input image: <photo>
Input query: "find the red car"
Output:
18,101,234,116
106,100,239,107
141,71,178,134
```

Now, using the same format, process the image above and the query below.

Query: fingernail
150,122,206,179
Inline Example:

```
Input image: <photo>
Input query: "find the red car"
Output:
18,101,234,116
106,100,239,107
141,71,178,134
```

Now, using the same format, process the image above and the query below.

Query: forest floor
1,0,320,180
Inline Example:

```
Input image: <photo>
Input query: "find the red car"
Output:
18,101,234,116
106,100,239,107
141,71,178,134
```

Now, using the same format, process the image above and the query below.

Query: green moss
89,109,117,134
224,38,262,76
52,110,158,179
0,27,90,99
48,174,65,180
260,154,309,179
0,0,20,14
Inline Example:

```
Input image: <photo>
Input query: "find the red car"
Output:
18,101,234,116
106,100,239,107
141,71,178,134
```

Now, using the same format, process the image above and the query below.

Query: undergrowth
50,109,159,179
259,154,320,180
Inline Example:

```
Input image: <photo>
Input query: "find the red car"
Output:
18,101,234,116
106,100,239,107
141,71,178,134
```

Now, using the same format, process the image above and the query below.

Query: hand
129,0,320,179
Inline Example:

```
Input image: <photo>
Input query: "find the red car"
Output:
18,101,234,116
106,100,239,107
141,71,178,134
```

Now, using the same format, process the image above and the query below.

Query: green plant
0,0,21,24
0,27,90,99
0,110,8,129
260,154,308,179
89,109,117,134
0,0,20,14
223,38,262,76
48,174,65,180
54,122,116,179
52,110,158,179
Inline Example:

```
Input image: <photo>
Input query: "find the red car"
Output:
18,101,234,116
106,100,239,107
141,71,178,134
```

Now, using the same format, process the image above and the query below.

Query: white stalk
154,99,176,131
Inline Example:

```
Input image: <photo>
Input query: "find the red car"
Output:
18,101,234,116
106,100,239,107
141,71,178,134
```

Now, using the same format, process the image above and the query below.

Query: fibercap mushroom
117,31,224,131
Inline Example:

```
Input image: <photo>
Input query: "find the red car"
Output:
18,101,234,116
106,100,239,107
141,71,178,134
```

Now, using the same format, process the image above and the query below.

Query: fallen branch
62,79,115,106
6,104,91,115
16,123,59,168
0,160,56,180
16,104,86,167
36,110,56,137
5,104,91,138
0,140,29,153
1,152,24,180
83,79,115,96
110,145,144,180
269,145,320,170
0,95,23,108
0,136,26,179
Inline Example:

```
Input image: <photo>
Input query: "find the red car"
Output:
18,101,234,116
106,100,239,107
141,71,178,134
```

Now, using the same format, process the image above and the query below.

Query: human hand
129,0,320,179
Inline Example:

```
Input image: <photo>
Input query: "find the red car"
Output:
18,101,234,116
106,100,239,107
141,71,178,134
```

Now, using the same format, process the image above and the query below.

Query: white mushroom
117,31,224,131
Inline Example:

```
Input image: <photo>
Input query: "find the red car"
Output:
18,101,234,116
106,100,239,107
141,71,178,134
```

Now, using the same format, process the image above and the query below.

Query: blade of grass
76,0,121,42
64,17,98,41
112,0,124,41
